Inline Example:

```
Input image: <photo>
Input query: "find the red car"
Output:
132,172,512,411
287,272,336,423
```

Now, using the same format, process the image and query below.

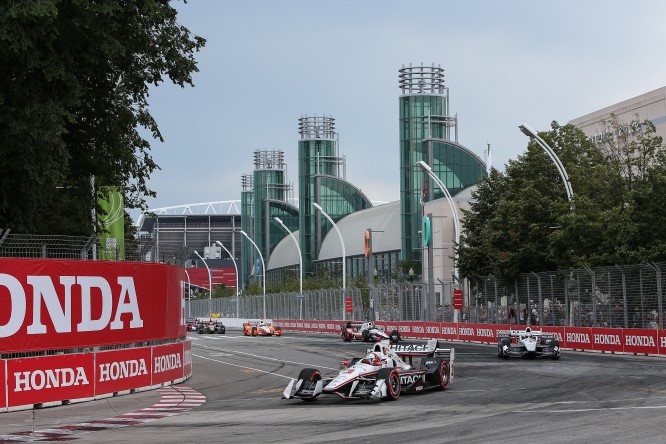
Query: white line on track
192,342,341,371
514,404,666,413
193,354,294,379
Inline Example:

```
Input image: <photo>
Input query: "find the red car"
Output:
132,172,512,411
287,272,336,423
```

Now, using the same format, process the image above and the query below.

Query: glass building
298,116,372,277
398,63,486,266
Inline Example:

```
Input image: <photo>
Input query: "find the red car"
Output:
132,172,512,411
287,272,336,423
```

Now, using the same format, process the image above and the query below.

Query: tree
458,118,665,280
0,0,205,234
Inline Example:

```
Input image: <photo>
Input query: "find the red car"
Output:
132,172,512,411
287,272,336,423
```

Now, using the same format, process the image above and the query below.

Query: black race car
197,318,226,334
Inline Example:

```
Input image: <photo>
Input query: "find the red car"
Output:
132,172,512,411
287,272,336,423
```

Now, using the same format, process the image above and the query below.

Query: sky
132,0,666,221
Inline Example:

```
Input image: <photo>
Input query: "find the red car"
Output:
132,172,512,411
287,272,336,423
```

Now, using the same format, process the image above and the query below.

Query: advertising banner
622,328,659,355
0,258,185,353
561,327,593,349
183,340,192,379
95,347,152,396
6,353,94,407
590,328,624,353
439,323,459,341
152,342,184,385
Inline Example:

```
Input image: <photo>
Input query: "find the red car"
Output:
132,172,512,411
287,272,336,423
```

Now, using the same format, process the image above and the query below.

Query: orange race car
243,320,283,336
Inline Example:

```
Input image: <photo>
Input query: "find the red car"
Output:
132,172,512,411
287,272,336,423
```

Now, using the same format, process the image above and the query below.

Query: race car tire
377,368,400,400
551,340,561,360
498,338,510,359
297,368,322,402
251,327,257,336
362,329,370,342
390,330,401,343
217,327,225,334
275,327,282,336
341,330,351,341
437,360,451,391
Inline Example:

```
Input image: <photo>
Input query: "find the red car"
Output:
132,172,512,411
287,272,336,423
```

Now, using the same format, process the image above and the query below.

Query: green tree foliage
458,119,664,280
0,0,205,234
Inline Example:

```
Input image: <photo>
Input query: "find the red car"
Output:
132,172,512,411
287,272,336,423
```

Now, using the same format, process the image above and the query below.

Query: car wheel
437,360,451,390
390,330,401,343
251,327,257,336
362,329,370,342
297,368,322,402
377,368,400,400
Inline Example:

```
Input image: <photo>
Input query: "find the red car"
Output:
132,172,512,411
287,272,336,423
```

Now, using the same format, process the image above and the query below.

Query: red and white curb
0,385,206,443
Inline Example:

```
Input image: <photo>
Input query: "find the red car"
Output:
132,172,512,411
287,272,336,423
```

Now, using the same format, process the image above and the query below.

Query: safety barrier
0,258,190,412
275,319,666,356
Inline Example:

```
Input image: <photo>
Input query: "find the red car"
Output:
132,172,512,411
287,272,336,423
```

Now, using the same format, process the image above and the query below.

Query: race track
4,331,666,443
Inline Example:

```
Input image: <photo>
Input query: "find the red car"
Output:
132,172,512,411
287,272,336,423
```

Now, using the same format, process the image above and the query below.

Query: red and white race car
340,321,401,343
283,339,453,401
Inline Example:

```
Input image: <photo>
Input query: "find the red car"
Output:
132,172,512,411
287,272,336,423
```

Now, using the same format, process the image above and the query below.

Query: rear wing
390,339,454,359
498,329,544,338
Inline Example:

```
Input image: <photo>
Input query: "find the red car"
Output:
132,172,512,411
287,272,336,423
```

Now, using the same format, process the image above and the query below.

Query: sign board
453,289,463,310
345,297,353,313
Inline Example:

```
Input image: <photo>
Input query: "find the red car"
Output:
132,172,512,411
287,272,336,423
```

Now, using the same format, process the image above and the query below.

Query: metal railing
0,229,155,261
187,263,665,329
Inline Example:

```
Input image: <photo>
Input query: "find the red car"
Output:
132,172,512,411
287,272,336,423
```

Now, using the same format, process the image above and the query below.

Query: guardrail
0,258,189,413
274,319,666,356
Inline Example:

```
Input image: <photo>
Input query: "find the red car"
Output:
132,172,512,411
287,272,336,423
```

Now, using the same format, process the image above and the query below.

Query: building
569,86,666,145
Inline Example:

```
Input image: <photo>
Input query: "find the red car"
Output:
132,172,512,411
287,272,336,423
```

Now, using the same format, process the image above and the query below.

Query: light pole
274,217,303,320
519,124,574,207
239,229,266,320
194,250,212,317
312,202,347,321
215,240,239,319
183,267,191,318
416,160,461,322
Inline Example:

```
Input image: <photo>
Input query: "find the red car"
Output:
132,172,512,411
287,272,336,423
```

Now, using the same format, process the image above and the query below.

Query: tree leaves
458,119,665,280
0,0,205,234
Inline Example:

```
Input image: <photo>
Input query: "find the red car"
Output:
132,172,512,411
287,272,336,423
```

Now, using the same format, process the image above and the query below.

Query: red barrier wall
0,259,190,412
274,319,666,356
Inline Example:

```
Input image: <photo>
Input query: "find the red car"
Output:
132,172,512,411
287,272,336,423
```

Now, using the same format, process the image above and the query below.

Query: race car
243,320,283,336
340,321,401,343
497,326,560,359
186,318,198,331
283,339,453,401
197,318,226,334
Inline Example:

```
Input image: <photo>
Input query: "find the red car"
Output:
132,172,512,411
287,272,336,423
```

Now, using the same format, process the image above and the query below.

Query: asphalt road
3,331,666,443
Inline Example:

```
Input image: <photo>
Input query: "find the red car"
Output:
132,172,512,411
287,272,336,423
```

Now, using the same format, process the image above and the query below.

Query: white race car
497,326,560,359
283,339,453,401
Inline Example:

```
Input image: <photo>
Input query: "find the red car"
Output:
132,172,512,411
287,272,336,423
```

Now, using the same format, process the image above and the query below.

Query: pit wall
0,258,190,412
275,319,666,356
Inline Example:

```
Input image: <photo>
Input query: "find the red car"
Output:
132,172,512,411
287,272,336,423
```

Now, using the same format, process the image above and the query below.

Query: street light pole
274,217,303,320
519,124,574,207
215,240,239,319
416,160,461,322
312,202,347,321
239,230,266,320
193,250,212,317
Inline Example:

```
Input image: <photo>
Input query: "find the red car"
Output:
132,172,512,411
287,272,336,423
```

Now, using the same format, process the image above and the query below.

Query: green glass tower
399,63,486,269
240,174,254,290
298,115,371,277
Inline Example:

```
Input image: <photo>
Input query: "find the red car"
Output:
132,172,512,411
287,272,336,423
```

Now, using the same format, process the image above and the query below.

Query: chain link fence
3,230,663,328
0,229,155,261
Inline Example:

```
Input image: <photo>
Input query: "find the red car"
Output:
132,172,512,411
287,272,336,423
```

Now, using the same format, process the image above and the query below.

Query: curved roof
319,200,401,261
268,229,302,270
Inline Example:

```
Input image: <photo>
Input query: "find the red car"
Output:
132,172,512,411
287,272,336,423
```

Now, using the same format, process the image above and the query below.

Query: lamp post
239,230,266,320
312,202,347,321
215,240,239,319
416,160,461,322
519,124,574,207
183,267,191,318
194,250,212,317
274,217,303,320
